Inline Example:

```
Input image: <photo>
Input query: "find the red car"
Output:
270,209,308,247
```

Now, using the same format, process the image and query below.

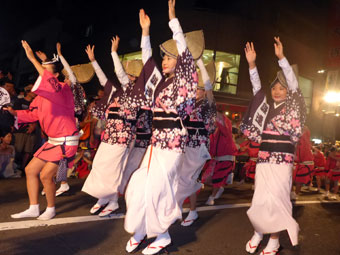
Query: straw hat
159,30,205,60
197,61,216,89
122,59,143,77
270,64,298,89
62,63,95,84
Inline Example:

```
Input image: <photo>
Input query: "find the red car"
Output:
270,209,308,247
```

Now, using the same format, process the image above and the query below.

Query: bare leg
25,157,47,205
316,176,322,190
39,162,58,207
295,182,302,195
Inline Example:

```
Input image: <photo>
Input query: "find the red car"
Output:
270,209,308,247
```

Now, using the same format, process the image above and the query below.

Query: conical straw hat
159,30,205,60
197,61,216,89
270,64,299,88
122,59,143,77
62,63,95,84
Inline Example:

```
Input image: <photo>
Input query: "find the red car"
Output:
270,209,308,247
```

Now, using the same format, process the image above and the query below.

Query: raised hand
56,42,62,56
168,0,176,20
21,40,35,61
139,9,150,31
244,42,256,69
274,36,284,60
85,44,95,62
111,36,120,52
35,51,48,62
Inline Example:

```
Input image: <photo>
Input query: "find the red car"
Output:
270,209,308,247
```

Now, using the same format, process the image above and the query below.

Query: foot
89,198,109,214
329,194,338,200
11,207,40,219
290,191,297,200
245,232,262,254
181,210,198,227
98,201,119,217
260,245,280,255
205,196,215,206
37,207,56,220
126,234,145,253
41,190,45,196
56,183,70,196
214,187,224,199
322,191,330,199
142,231,171,255
309,186,318,192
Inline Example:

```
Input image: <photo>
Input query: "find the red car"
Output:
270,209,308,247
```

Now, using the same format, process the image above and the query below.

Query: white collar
273,101,285,109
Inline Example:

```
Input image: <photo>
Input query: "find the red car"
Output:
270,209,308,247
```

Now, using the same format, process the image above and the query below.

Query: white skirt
82,142,129,200
124,145,183,238
247,163,299,246
175,146,207,207
118,147,147,194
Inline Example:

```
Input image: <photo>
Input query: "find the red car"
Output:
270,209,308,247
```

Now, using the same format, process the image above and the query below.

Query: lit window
201,50,240,95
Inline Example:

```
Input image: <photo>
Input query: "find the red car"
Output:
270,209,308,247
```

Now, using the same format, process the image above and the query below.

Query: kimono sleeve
16,97,39,124
174,48,198,119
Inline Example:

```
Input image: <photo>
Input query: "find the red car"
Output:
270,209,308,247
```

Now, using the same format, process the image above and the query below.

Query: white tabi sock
37,206,56,220
57,183,69,192
11,204,40,219
263,237,280,252
250,231,263,245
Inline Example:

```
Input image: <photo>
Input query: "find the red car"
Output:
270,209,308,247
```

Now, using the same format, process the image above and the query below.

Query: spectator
0,128,20,178
13,84,37,172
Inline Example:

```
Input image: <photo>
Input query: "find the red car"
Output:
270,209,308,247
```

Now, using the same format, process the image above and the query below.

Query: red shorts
34,142,78,168
293,164,314,184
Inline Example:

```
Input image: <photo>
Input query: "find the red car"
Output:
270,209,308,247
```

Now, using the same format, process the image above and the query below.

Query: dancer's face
271,82,287,103
162,55,177,75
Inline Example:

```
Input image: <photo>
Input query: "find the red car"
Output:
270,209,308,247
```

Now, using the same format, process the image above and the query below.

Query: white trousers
247,163,299,246
175,146,206,208
124,146,183,238
118,147,147,194
82,142,129,201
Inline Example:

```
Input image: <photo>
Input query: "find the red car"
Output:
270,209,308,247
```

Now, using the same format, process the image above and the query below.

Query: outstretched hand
21,40,35,61
244,42,256,69
111,36,120,52
168,0,176,20
139,9,150,30
85,45,95,62
3,106,17,116
274,36,284,60
35,51,48,62
56,42,62,56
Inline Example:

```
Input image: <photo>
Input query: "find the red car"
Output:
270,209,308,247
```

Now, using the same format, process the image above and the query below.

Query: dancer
240,38,306,254
204,107,238,206
176,59,216,226
292,126,314,199
7,40,79,220
324,147,340,200
124,2,199,254
81,36,142,216
312,145,327,192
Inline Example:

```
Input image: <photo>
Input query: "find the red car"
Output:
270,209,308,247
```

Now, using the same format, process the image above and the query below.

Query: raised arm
111,35,129,89
139,9,152,64
85,44,108,86
57,42,77,84
21,40,45,77
274,37,298,92
168,0,186,55
244,42,261,95
196,58,214,105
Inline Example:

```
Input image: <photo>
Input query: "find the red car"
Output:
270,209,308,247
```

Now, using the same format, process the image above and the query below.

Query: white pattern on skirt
175,146,207,208
82,142,129,200
124,146,183,238
118,147,147,194
247,163,299,246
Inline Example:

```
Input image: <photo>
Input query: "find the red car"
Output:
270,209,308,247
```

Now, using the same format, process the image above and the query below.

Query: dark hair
0,77,14,86
0,127,11,138
44,59,65,82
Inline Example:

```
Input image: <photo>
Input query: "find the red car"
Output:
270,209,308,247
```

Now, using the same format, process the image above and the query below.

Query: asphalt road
0,177,339,255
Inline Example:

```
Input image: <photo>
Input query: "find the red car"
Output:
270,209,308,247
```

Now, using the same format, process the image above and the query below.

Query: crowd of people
0,1,340,254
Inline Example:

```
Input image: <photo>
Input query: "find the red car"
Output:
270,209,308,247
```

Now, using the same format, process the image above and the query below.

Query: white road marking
1,200,339,231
